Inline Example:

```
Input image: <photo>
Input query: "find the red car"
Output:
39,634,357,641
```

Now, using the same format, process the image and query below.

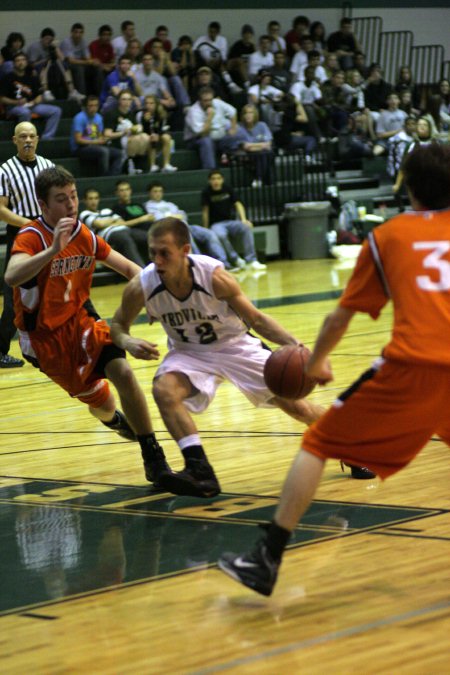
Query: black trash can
284,201,331,259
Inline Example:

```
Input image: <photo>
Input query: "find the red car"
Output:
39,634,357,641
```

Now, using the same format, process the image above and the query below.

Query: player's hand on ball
305,357,333,384
125,337,160,360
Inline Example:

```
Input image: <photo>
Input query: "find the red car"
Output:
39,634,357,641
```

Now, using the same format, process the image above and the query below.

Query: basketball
263,345,317,399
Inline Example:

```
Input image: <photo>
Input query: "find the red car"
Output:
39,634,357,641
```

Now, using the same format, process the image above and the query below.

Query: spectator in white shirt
373,93,408,156
184,86,242,168
248,36,274,82
267,21,286,54
194,22,241,95
112,21,136,59
290,65,325,141
295,53,327,84
248,70,284,132
193,21,228,67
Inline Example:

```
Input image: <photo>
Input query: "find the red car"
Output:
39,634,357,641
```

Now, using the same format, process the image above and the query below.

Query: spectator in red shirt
144,26,172,55
89,25,115,75
284,15,310,58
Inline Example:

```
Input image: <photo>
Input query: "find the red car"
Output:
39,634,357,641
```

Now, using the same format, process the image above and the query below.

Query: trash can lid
284,201,330,212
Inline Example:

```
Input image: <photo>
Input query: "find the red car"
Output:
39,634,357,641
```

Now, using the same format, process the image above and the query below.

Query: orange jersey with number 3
339,208,450,366
11,218,111,333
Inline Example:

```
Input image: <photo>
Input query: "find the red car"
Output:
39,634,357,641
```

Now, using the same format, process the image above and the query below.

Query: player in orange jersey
218,143,450,595
5,166,170,486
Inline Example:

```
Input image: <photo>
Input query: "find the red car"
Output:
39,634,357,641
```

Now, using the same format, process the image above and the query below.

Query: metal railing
228,150,328,225
377,31,414,84
410,44,445,85
353,16,383,67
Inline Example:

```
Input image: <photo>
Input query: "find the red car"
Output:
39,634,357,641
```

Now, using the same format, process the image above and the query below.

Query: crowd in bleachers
1,14,449,176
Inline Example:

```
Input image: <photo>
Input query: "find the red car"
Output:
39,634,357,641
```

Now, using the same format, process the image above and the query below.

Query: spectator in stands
292,49,327,84
1,33,25,76
364,63,392,122
193,21,228,71
392,116,435,205
338,113,374,160
201,170,267,271
191,66,226,102
321,69,351,136
135,94,177,173
133,53,175,111
248,36,274,83
171,35,196,93
269,51,291,93
60,23,103,96
289,35,316,82
100,55,141,112
148,38,190,108
248,69,284,133
80,188,149,267
373,93,408,156
290,65,325,142
274,95,318,159
123,39,144,70
227,24,255,90
26,27,85,103
103,89,151,174
267,21,286,54
144,26,173,55
89,25,116,76
70,95,124,175
353,51,369,80
436,78,450,131
343,68,376,141
394,65,422,112
193,22,240,96
112,20,137,60
237,104,273,186
144,181,234,268
112,180,155,229
310,21,327,54
184,86,241,169
0,52,61,140
386,115,417,208
323,52,340,80
284,15,310,59
327,17,360,71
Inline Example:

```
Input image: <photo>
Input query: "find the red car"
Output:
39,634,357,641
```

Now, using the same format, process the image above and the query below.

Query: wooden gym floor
0,258,449,674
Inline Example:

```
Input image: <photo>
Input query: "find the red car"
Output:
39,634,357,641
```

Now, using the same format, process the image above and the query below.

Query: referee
0,121,54,367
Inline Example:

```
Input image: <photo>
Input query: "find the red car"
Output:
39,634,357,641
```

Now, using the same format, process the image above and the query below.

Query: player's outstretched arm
306,306,354,382
213,267,300,346
110,274,160,361
102,249,142,280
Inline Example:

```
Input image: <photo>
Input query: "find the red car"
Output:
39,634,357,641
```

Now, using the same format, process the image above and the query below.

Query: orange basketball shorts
23,310,113,407
302,357,450,479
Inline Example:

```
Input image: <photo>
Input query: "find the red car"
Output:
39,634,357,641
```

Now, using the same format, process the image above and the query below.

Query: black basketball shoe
105,410,136,441
218,539,280,596
158,458,221,498
341,461,376,479
143,448,172,489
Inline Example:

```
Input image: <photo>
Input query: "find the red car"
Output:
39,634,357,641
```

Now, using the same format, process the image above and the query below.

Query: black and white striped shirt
0,155,54,220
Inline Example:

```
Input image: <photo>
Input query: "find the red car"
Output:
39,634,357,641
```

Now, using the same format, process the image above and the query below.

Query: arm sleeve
95,234,112,261
339,240,389,319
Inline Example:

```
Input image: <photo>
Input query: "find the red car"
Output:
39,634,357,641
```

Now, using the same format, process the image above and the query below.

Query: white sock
178,434,201,450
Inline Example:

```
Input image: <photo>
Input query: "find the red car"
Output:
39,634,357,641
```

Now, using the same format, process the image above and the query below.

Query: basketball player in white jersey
111,217,370,497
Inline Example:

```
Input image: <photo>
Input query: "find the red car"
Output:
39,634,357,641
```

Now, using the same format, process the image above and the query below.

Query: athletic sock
137,433,163,461
265,520,292,562
102,411,120,427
